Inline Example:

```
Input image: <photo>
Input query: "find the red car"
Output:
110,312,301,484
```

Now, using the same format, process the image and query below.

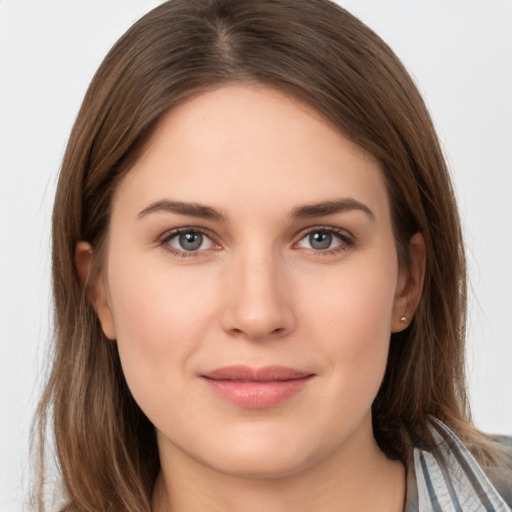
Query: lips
201,365,314,408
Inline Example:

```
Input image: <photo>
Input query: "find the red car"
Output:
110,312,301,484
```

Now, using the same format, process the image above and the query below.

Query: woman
34,0,512,510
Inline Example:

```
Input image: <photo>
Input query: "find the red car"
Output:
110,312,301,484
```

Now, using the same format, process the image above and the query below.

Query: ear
391,233,426,333
75,241,117,340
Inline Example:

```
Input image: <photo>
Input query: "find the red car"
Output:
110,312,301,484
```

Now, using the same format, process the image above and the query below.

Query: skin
77,84,425,512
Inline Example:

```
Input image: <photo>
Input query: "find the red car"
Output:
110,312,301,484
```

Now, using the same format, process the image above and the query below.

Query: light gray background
1,1,511,510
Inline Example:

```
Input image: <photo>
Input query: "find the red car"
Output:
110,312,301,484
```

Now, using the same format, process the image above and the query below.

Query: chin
207,449,314,480
191,425,332,480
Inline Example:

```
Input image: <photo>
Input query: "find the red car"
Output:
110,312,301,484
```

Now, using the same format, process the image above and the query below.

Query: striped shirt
405,419,512,511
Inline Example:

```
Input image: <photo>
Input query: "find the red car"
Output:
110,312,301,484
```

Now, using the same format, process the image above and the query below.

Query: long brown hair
34,0,493,510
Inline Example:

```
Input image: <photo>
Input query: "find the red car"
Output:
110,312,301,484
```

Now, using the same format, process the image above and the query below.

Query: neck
152,418,405,512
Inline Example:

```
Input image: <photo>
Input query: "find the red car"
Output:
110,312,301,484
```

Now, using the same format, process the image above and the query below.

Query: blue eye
308,231,333,250
178,232,203,251
163,229,216,253
297,228,352,252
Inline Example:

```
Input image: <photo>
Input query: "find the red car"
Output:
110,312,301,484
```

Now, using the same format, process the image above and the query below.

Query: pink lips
201,365,314,408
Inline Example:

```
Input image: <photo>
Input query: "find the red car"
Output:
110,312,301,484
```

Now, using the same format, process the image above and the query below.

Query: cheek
304,255,397,390
306,250,397,330
104,249,219,409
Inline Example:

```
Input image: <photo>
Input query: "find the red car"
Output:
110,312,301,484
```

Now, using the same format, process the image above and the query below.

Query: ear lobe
391,233,426,333
75,241,117,340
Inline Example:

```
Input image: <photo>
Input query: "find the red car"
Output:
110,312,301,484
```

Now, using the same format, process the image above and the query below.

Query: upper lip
202,365,313,382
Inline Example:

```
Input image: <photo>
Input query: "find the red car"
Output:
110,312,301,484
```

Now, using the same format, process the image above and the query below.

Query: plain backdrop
1,1,511,510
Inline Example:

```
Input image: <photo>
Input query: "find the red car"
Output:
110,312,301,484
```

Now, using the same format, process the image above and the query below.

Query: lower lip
202,376,313,408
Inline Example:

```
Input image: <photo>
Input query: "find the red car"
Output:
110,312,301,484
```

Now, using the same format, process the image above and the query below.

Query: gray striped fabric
406,419,511,511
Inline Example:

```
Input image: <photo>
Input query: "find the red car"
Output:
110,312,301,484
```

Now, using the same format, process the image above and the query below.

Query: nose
220,250,296,341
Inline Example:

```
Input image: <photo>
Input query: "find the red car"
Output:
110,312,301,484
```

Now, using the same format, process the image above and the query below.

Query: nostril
226,323,289,341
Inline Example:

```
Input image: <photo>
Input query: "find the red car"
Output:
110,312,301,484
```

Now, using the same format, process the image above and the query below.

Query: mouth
201,365,315,408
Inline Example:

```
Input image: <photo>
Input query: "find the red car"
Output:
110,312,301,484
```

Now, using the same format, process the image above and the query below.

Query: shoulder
484,434,512,507
406,419,512,511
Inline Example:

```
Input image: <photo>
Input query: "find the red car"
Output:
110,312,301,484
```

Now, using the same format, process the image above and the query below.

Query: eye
296,228,353,253
162,228,218,255
306,231,334,250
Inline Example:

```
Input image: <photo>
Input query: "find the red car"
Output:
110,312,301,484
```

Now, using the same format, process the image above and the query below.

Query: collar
404,419,510,512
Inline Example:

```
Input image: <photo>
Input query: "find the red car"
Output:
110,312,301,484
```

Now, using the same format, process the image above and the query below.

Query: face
82,84,421,478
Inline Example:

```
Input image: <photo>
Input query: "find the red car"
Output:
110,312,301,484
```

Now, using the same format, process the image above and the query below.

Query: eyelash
160,227,219,258
295,226,355,256
159,226,355,258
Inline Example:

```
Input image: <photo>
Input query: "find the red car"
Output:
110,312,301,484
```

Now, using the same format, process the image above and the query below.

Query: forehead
113,84,390,223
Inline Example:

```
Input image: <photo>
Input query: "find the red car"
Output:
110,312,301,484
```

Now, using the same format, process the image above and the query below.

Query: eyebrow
137,200,225,221
137,198,375,222
291,199,375,221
